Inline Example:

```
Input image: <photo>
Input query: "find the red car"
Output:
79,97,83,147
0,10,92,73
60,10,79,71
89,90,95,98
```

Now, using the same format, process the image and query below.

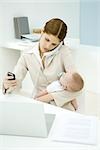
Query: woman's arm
34,80,64,103
35,89,48,98
35,93,53,103
2,54,28,94
34,80,64,102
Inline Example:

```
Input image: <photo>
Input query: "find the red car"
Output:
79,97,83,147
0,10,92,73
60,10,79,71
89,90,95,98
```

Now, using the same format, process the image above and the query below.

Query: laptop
21,33,41,42
14,16,41,41
0,101,55,137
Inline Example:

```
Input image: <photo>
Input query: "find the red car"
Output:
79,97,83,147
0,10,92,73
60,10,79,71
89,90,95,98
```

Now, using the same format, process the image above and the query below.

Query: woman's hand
3,75,17,90
71,99,78,111
35,93,53,103
34,89,48,99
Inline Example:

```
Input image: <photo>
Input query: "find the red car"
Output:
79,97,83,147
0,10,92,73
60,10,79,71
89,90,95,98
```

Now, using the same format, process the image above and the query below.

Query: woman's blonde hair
43,18,67,41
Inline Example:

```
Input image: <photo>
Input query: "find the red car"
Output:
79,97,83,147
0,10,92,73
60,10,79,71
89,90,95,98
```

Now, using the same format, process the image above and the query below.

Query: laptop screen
0,101,52,137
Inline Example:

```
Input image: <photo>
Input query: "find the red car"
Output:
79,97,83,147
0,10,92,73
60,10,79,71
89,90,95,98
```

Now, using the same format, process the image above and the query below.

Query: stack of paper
50,113,98,145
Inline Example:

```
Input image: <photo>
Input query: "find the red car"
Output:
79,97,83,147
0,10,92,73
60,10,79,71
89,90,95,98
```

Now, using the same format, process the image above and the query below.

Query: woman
3,18,83,111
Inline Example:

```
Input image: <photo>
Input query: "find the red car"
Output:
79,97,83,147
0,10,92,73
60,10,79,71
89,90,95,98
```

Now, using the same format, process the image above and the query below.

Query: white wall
74,45,99,94
80,0,100,46
0,2,80,43
0,0,80,2
0,48,20,88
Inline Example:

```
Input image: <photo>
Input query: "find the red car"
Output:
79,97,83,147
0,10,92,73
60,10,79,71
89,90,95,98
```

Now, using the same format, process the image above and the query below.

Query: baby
35,71,84,110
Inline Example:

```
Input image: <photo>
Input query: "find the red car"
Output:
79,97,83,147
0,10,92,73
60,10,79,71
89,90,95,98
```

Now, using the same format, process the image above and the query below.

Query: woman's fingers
71,99,78,111
3,79,17,89
6,76,14,80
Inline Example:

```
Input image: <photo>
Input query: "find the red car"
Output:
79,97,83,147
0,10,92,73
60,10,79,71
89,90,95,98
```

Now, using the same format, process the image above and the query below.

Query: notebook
50,113,98,145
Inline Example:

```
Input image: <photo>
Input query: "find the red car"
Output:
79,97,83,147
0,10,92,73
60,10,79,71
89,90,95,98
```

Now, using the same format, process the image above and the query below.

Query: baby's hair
72,73,84,91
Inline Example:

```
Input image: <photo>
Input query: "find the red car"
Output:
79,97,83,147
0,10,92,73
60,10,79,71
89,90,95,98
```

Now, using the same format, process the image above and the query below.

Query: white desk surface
1,38,80,51
0,92,100,150
2,39,36,51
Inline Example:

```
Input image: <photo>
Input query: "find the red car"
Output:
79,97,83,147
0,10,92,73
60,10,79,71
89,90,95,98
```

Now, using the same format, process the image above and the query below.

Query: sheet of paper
50,113,98,145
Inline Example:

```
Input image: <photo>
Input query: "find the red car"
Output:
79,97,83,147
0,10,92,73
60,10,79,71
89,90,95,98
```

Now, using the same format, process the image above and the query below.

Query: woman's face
39,33,60,53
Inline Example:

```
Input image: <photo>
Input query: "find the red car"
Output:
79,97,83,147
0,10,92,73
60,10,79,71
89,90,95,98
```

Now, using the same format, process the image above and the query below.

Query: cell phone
7,72,15,80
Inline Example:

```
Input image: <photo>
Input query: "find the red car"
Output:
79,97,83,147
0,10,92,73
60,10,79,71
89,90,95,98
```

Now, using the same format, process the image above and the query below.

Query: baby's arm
71,99,78,111
35,80,63,103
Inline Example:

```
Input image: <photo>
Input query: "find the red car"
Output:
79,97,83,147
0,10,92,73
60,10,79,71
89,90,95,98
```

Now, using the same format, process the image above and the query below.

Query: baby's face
60,72,78,92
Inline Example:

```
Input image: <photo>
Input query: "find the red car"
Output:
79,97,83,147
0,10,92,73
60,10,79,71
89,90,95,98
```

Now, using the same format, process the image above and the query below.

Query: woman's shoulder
60,45,72,55
20,49,35,60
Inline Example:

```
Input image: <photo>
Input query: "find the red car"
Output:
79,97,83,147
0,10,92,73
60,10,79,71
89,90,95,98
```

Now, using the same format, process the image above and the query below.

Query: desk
0,92,100,150
2,39,36,51
1,38,80,51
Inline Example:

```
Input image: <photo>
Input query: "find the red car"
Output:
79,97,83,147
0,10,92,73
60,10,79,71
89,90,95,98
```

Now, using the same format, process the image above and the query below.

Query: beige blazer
5,42,82,110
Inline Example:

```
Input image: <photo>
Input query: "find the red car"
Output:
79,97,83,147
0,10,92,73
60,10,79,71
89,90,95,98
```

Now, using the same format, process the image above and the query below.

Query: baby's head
59,72,84,92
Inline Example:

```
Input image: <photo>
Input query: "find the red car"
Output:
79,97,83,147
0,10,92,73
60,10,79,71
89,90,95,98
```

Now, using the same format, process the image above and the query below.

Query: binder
14,17,30,39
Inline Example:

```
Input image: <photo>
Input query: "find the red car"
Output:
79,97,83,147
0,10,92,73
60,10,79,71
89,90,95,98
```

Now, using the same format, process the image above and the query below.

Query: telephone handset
49,41,63,52
7,72,16,80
